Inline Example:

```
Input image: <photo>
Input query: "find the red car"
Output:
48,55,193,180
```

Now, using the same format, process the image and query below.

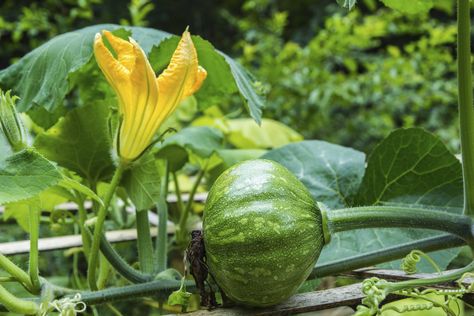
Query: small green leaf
380,0,434,14
227,118,303,149
122,153,161,211
297,278,322,294
34,103,115,184
168,277,192,312
219,52,264,124
4,188,67,232
156,126,224,171
168,288,192,306
0,149,62,205
4,198,39,232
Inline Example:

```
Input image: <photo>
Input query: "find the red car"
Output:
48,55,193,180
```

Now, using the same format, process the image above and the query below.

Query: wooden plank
0,226,169,255
176,283,363,316
0,192,208,215
345,267,474,287
178,268,474,316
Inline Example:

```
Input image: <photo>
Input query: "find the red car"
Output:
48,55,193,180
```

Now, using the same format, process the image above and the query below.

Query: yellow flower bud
94,29,207,161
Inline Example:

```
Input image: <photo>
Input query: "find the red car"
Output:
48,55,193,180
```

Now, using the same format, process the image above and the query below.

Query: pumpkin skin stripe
203,159,324,307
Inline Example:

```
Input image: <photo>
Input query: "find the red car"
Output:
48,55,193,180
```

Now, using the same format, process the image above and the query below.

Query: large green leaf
380,0,434,14
357,128,463,208
264,140,366,209
353,128,463,270
0,149,62,205
155,126,224,171
264,130,462,272
122,153,161,211
34,103,115,184
0,24,264,123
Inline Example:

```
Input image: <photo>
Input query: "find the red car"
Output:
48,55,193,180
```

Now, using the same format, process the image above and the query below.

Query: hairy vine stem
76,194,91,259
156,160,170,273
136,209,155,274
0,284,38,315
326,206,474,247
312,234,465,278
457,0,474,217
29,204,41,293
99,233,152,283
0,253,34,291
88,161,128,290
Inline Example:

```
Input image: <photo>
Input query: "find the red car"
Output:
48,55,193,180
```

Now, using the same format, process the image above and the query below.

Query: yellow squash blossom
94,29,207,161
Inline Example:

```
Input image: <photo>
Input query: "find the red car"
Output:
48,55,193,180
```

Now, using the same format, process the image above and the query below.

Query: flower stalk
28,205,41,293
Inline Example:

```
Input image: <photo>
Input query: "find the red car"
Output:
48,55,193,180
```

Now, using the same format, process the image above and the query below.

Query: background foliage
0,0,462,153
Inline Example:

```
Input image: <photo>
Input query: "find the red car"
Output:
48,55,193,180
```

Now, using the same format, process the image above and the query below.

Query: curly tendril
355,271,474,316
40,293,87,316
401,250,441,275
456,272,474,292
354,278,390,316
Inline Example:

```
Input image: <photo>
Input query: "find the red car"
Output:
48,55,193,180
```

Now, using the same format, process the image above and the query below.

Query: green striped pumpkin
203,159,324,306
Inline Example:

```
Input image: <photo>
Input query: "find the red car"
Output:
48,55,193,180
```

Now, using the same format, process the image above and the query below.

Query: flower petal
119,38,159,159
185,65,207,97
156,30,199,115
94,32,133,122
93,33,130,84
102,31,136,72
137,29,204,149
